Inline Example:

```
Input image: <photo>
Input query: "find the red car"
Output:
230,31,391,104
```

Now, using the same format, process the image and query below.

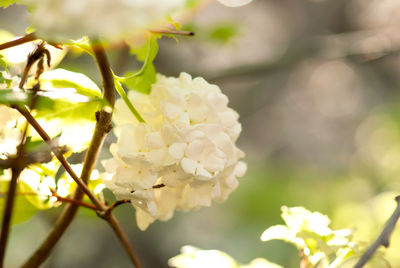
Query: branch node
95,111,101,122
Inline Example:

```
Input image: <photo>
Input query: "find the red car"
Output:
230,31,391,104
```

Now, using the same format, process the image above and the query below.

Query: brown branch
22,40,142,268
0,122,29,268
49,189,97,211
15,106,106,211
0,33,36,51
91,39,142,268
354,196,400,268
20,84,113,266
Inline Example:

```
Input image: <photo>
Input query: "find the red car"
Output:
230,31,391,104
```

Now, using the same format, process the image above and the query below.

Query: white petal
169,142,186,159
181,157,197,175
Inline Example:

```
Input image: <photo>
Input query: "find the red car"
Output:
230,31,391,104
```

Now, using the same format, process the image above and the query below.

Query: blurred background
3,0,400,267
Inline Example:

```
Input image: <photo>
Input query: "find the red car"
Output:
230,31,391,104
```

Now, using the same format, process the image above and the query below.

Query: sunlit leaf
39,68,102,98
0,179,41,225
0,72,11,87
35,97,103,121
122,63,156,94
0,89,33,105
118,35,159,94
129,35,159,62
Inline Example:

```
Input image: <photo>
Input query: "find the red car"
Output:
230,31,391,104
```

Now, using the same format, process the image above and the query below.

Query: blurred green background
3,0,400,267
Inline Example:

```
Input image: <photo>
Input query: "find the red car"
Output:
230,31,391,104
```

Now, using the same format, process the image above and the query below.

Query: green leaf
122,63,156,94
0,89,31,105
33,68,105,122
40,68,102,98
24,136,49,153
35,97,103,121
0,180,41,225
0,0,18,8
0,72,11,87
0,55,8,73
0,89,56,112
185,0,203,9
117,35,159,94
130,35,159,62
207,23,240,44
18,178,53,210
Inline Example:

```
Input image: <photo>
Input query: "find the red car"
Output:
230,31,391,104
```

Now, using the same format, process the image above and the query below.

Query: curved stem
354,196,400,268
114,81,145,122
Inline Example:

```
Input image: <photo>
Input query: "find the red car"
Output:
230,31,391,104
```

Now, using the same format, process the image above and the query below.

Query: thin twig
15,106,106,211
354,196,400,268
0,33,36,51
49,189,98,211
150,28,195,36
91,40,142,268
0,190,97,211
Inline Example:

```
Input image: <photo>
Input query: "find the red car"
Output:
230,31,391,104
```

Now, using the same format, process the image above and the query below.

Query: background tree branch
354,196,400,268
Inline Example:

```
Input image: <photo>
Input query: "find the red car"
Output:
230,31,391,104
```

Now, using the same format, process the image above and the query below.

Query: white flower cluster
103,73,246,230
169,245,282,268
23,0,186,41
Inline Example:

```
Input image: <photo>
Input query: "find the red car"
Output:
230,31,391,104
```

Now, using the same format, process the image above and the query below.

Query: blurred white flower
0,72,23,158
217,0,253,7
103,72,246,230
169,246,282,268
22,0,186,41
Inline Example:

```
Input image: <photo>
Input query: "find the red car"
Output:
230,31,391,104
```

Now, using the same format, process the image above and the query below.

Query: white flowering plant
0,0,253,267
0,0,397,267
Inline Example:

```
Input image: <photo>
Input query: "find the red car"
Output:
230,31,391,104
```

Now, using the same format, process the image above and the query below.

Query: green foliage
182,21,240,44
0,73,11,87
0,180,40,225
0,54,8,73
208,23,240,44
34,69,105,121
122,64,156,94
39,68,102,98
117,35,159,94
185,0,203,9
0,89,53,108
0,0,19,8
